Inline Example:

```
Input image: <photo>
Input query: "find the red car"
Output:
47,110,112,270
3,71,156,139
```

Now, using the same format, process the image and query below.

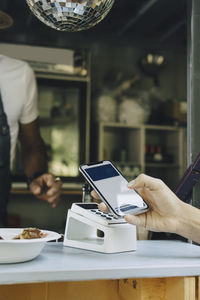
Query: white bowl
0,228,61,263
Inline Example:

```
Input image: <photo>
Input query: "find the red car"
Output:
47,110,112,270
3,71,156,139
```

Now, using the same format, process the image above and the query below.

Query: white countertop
1,240,200,285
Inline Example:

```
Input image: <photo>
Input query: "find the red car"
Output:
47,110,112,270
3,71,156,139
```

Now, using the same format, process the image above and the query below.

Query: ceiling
0,0,187,49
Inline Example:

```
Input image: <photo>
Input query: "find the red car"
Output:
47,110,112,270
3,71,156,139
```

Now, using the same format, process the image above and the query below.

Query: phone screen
80,161,148,216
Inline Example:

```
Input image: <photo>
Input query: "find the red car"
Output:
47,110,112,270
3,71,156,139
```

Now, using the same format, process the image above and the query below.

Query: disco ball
26,0,115,32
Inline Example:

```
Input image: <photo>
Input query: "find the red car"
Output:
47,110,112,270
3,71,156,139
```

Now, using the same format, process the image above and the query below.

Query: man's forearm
21,142,48,178
18,119,48,179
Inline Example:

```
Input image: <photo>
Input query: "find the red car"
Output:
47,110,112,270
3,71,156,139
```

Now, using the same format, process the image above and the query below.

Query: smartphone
79,160,149,217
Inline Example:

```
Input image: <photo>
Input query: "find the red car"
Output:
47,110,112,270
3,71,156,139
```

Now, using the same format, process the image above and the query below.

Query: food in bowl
13,228,46,239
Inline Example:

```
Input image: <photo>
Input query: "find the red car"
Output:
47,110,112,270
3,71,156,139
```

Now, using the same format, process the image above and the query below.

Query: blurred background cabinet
36,72,91,187
97,122,187,190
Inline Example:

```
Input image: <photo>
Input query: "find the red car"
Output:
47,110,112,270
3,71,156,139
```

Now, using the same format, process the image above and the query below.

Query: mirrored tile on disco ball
26,0,115,32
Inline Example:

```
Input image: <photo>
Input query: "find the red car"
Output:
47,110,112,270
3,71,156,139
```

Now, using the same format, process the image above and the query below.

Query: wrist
175,201,200,243
173,201,188,235
27,171,46,188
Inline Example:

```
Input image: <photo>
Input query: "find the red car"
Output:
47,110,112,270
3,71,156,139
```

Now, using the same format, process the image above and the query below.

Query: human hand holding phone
124,174,186,233
79,161,148,217
93,173,200,244
92,174,185,232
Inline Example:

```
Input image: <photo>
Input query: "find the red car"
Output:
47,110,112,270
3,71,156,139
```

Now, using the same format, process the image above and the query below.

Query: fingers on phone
98,202,109,213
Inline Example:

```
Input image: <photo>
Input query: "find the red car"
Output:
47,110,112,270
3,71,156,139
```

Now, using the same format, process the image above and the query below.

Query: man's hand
29,173,62,208
92,174,200,243
91,174,185,235
124,174,185,234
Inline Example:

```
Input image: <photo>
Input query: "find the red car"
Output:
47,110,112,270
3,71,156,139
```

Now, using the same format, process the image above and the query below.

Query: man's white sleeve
20,63,39,124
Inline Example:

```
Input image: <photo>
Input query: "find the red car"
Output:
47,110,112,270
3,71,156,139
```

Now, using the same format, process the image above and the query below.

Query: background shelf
96,122,187,189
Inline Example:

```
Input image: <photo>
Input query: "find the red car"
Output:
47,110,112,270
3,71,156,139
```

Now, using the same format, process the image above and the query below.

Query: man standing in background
0,10,62,227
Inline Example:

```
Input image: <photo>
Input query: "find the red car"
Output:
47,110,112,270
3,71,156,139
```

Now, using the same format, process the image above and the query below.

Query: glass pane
39,86,80,177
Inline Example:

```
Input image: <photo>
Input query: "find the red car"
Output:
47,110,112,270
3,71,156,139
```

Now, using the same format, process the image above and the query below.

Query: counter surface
1,240,200,285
